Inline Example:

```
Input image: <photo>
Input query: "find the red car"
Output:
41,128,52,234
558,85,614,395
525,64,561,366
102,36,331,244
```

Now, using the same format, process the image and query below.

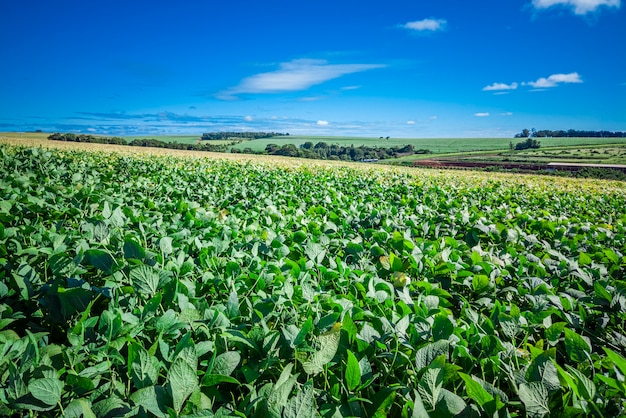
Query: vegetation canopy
0,144,625,417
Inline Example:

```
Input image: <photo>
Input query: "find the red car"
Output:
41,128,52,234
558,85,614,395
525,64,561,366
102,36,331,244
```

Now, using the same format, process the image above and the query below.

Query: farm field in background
1,140,625,416
4,132,626,163
229,135,626,155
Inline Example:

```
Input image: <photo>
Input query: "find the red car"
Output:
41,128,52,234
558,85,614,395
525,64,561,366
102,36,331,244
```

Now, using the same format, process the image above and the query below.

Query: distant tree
514,138,541,150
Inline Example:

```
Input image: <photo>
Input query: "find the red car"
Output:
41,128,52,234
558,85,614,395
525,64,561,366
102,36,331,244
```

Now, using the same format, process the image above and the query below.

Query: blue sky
1,0,624,138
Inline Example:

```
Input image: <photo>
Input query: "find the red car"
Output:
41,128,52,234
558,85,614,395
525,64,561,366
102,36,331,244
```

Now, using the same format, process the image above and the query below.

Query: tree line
47,133,429,162
515,129,626,138
47,133,235,152
237,141,432,161
201,131,288,140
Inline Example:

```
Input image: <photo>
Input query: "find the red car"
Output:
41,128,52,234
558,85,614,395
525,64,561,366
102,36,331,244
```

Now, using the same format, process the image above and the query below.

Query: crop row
0,145,625,417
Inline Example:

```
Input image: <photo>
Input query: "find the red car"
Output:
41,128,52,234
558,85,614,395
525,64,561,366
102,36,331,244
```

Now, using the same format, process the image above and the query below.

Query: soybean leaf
459,372,494,408
415,340,449,370
565,365,596,401
437,389,467,416
518,382,550,418
418,368,443,410
168,358,198,413
412,390,429,418
283,384,316,418
64,398,97,418
28,378,63,406
345,350,361,392
303,323,340,375
605,347,626,376
129,386,168,418
563,328,591,363
212,351,241,376
124,239,145,260
130,265,160,297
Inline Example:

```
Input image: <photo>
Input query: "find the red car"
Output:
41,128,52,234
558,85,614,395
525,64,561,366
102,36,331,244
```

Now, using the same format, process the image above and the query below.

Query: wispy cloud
401,18,447,32
474,112,490,117
218,59,385,99
532,0,620,14
501,112,514,116
244,115,253,121
316,120,329,126
483,82,518,91
525,72,583,88
407,120,416,124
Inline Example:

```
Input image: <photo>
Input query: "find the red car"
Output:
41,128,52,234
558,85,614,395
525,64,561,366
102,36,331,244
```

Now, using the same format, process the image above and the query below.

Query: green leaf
605,347,626,376
437,388,467,416
565,366,596,401
225,290,240,318
201,374,241,387
102,201,112,219
303,323,341,375
370,387,396,418
28,377,63,406
472,274,490,293
84,249,116,273
131,348,160,389
342,314,358,344
124,239,145,260
130,386,168,418
212,351,241,376
345,350,361,392
459,372,494,408
294,317,313,347
415,340,449,370
160,237,173,256
389,251,404,272
518,382,550,418
545,322,566,345
292,230,307,243
57,287,93,319
92,395,130,417
432,315,453,341
267,363,298,418
418,367,443,409
527,352,560,392
283,384,317,418
168,357,198,413
578,252,592,266
130,265,160,296
603,248,620,264
412,390,429,418
304,242,326,264
563,328,590,363
64,398,97,418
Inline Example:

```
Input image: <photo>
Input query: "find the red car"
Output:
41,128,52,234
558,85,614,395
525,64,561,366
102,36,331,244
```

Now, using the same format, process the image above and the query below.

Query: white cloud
244,115,253,121
402,18,447,32
532,0,620,14
483,82,518,91
474,112,490,117
219,59,385,99
430,115,438,120
501,112,514,116
526,72,583,88
316,120,329,126
407,120,416,124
